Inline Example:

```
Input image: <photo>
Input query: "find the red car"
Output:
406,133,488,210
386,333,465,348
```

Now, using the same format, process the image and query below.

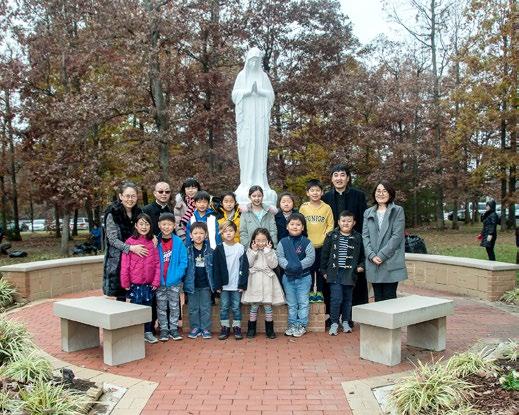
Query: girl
217,192,241,243
241,228,285,339
239,185,278,248
480,200,498,261
103,182,143,302
275,192,297,241
120,213,161,343
362,182,407,302
174,177,201,241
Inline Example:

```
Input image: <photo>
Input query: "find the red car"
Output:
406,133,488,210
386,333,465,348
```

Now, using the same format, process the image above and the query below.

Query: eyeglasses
122,194,137,200
156,190,171,194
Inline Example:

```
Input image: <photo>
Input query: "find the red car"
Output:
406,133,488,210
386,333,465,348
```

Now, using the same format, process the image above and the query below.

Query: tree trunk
54,204,61,238
72,208,78,237
61,211,70,256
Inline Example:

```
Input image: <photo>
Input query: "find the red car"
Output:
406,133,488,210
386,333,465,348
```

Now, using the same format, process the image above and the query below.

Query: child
156,213,188,341
185,191,222,249
174,177,201,241
216,192,241,243
239,185,278,248
120,213,161,344
275,192,297,241
277,213,315,337
321,210,364,335
299,179,334,308
241,228,285,339
184,222,215,339
213,221,249,340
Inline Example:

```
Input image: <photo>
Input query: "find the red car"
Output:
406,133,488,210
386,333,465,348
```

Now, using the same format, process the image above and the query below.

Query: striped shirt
338,234,352,268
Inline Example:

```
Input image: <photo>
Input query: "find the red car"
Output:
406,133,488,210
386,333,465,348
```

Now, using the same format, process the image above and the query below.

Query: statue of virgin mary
232,47,277,207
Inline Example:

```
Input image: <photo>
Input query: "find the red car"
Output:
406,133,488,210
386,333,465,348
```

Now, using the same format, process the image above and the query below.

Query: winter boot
246,321,257,338
218,326,230,340
265,321,276,339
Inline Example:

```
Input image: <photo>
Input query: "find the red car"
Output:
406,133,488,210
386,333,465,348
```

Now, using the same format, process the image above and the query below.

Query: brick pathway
8,287,519,415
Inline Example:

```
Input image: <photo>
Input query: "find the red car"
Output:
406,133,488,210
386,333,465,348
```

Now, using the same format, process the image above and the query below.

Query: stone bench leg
407,316,446,352
359,324,401,366
102,324,145,366
60,318,100,352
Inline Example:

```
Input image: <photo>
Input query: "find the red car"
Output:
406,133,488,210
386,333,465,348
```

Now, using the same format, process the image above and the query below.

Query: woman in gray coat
362,182,407,302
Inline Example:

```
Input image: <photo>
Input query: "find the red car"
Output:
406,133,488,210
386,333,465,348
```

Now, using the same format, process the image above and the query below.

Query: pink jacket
120,236,160,289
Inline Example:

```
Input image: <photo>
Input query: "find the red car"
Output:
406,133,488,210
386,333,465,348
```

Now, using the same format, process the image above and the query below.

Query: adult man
322,164,369,311
143,182,173,236
143,181,174,333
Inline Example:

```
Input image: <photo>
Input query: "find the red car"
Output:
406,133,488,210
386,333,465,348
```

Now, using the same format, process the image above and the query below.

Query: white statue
232,47,277,207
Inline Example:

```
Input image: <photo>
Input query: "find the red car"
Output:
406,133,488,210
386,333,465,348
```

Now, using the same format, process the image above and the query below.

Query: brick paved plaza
8,287,519,415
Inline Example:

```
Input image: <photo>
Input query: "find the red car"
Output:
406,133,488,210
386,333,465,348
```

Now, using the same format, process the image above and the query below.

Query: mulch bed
466,359,519,415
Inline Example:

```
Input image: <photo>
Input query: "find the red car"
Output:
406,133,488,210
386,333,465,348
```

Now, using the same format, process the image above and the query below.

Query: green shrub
445,351,497,378
0,390,23,413
389,360,473,415
1,350,53,383
0,314,34,365
0,277,16,309
493,339,519,361
19,380,90,415
501,288,519,305
500,370,519,391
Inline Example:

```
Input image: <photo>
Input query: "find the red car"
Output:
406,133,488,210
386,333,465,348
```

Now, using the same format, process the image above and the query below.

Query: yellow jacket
217,209,241,243
299,201,334,248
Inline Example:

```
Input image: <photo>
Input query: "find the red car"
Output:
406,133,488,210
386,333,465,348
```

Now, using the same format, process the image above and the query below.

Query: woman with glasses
362,182,407,302
103,182,145,301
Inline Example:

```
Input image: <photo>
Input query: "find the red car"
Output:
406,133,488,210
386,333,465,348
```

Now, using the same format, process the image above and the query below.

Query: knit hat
158,212,176,223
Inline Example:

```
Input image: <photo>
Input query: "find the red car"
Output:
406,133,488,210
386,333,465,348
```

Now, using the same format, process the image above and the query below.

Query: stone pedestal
103,325,145,366
359,325,401,366
61,319,100,352
407,316,446,351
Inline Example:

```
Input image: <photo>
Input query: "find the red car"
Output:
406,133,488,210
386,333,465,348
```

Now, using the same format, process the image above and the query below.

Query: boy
185,191,222,249
277,213,315,337
184,222,215,339
299,179,334,308
156,213,188,341
320,210,364,335
213,221,249,340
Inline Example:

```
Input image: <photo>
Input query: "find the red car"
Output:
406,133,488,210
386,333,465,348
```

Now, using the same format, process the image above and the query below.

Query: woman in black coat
480,200,498,261
103,182,144,301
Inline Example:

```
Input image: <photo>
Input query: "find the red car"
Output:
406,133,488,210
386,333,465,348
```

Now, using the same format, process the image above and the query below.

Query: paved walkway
7,287,519,415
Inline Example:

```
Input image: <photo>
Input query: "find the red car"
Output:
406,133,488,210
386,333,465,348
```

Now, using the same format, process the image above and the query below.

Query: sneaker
188,328,201,339
144,332,159,344
169,330,183,341
284,325,296,336
218,326,230,340
308,292,316,303
314,291,324,302
328,323,339,336
293,325,306,338
342,322,352,333
159,330,169,342
233,326,243,340
202,329,212,339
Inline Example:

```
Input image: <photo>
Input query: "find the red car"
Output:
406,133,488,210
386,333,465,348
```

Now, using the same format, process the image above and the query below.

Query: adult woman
103,182,146,301
480,200,498,261
174,177,201,241
362,182,407,302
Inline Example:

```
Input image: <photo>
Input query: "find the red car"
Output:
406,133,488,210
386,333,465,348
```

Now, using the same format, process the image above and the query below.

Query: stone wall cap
0,255,104,272
352,295,454,329
405,253,519,271
54,296,150,330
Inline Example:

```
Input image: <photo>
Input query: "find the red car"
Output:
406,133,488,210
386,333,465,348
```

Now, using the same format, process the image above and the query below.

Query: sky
339,0,404,44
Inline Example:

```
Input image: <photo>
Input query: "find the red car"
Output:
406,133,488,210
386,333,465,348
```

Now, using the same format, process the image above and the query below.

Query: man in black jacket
322,164,369,321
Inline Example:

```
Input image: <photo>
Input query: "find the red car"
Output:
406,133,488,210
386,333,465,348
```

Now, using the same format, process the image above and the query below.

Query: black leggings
486,247,496,261
372,282,398,302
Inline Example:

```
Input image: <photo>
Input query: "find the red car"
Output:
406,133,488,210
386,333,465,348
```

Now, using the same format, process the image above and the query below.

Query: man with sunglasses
143,182,173,236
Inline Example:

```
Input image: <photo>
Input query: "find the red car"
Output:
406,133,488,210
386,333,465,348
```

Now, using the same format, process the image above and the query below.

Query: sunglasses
157,190,171,194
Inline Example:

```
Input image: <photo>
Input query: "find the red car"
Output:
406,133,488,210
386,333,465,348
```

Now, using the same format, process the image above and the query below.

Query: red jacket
120,236,160,289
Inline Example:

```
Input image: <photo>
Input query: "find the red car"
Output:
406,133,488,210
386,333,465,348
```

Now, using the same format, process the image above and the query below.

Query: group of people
102,164,409,343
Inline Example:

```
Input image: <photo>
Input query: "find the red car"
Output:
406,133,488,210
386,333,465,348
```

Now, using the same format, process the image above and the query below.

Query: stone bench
53,296,151,366
352,295,454,366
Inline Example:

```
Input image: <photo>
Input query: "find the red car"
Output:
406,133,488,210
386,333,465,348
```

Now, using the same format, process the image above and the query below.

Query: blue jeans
282,274,312,327
329,283,353,325
219,290,242,327
188,287,212,331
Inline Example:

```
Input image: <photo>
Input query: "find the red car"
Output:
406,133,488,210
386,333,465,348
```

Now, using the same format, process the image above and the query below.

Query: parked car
6,221,29,232
71,217,89,230
21,219,47,232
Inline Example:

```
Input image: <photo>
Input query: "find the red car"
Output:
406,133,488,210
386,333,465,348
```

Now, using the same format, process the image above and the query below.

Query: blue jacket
158,235,188,287
185,209,222,248
184,241,215,294
277,235,315,279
